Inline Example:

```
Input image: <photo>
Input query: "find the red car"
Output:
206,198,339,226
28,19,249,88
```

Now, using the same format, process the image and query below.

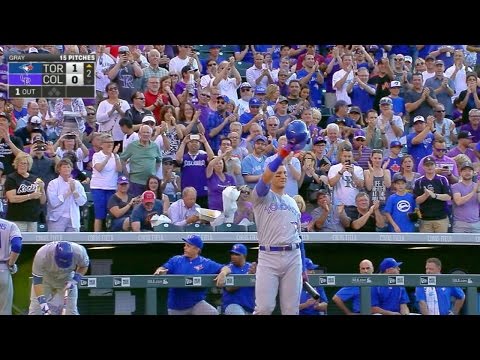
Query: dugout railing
77,274,479,315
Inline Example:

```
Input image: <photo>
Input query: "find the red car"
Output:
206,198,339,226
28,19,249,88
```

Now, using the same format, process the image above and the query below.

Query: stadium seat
185,223,214,232
247,223,257,232
235,61,252,80
214,223,247,232
153,223,185,232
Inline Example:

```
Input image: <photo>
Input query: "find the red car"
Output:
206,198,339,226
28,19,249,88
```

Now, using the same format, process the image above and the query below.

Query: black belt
259,243,300,252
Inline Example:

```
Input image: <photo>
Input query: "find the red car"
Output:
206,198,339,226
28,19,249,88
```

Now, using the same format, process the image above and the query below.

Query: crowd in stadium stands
1,44,480,233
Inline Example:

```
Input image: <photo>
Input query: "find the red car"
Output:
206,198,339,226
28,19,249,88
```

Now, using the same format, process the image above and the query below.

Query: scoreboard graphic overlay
7,54,96,99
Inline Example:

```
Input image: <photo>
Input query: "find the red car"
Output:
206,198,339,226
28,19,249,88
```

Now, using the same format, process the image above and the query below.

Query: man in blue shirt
371,257,410,315
221,243,256,315
153,234,231,315
332,259,374,315
415,257,465,315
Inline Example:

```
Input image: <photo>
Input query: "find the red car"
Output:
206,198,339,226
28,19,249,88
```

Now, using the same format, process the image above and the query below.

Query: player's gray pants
224,304,251,315
168,300,218,315
28,282,79,315
0,269,13,315
254,249,302,315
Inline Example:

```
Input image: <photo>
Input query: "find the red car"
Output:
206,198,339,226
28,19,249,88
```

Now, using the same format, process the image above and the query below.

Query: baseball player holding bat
252,120,310,315
29,241,89,315
0,219,22,315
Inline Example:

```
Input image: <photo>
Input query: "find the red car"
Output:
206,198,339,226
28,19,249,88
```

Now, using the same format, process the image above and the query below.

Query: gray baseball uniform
252,188,303,315
0,219,22,315
29,241,89,315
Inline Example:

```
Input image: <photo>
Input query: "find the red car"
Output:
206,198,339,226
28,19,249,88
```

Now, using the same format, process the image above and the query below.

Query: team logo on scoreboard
19,63,34,85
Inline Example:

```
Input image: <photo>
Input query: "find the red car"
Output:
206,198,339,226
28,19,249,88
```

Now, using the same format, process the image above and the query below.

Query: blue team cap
230,243,247,256
255,86,266,94
182,234,204,249
54,241,73,268
379,257,403,273
216,95,230,104
249,97,261,107
305,258,319,270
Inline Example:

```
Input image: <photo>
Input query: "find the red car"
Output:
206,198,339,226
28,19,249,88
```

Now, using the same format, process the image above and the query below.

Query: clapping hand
423,186,435,198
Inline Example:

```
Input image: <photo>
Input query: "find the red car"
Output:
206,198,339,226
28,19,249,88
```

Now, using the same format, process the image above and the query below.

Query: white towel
425,287,440,315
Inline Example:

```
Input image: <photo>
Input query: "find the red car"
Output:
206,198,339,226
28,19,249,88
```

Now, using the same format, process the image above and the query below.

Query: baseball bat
303,280,320,300
61,288,70,315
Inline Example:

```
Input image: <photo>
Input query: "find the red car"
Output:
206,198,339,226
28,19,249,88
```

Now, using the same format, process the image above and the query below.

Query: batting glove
8,264,18,275
37,295,51,315
65,272,82,290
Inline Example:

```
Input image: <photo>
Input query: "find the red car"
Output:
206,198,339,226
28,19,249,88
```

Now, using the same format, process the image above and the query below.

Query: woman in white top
90,134,122,232
96,82,131,145
46,158,87,232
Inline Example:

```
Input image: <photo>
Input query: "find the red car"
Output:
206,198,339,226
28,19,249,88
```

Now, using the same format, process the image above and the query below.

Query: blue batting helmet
285,120,310,150
54,241,74,268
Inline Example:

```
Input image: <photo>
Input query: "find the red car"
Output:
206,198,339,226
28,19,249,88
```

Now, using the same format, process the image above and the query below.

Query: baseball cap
142,115,156,124
54,242,74,269
461,161,474,171
118,46,129,53
305,258,319,270
0,46,3,53
181,65,194,74
162,156,174,164
240,82,252,89
32,134,45,142
390,140,402,148
253,135,268,143
28,47,38,53
313,136,326,145
390,80,402,88
217,95,230,104
142,190,156,204
457,130,474,140
425,55,435,61
348,106,362,114
0,112,8,119
353,129,366,139
276,95,288,104
423,156,436,165
392,173,406,183
28,115,42,127
435,59,445,66
379,97,393,105
182,234,204,249
209,45,221,49
379,257,403,273
29,115,42,124
249,97,261,107
117,175,129,184
404,56,413,63
255,86,266,95
230,243,247,256
413,115,425,123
